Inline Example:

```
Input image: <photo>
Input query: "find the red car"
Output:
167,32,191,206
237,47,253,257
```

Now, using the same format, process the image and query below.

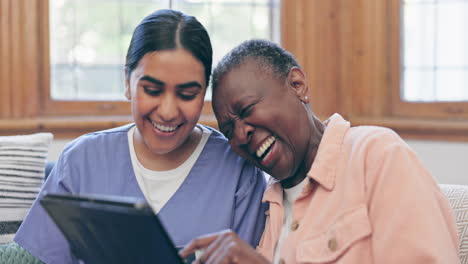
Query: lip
251,135,274,157
248,134,277,170
259,139,277,168
147,118,182,137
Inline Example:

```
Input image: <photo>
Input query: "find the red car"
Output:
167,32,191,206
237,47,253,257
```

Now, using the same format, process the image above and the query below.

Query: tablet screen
40,192,187,264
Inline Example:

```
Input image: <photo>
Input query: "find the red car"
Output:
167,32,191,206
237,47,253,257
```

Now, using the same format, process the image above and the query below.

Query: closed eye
177,84,202,101
239,104,254,118
143,86,162,96
178,91,199,101
140,76,164,96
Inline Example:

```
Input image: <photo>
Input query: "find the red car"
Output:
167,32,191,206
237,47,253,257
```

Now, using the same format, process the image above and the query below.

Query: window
402,0,468,102
390,0,468,120
48,0,280,103
0,0,280,136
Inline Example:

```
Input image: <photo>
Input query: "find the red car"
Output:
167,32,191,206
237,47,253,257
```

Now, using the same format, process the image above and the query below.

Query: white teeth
150,120,178,132
256,136,276,158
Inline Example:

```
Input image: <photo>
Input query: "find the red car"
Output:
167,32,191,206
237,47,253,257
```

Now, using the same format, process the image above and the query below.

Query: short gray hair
211,39,299,92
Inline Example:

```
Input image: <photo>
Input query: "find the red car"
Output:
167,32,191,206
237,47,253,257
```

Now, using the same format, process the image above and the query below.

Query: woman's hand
179,230,270,264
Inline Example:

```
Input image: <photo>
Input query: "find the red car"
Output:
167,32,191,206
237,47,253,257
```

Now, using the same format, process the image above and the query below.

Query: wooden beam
0,0,12,118
23,0,41,117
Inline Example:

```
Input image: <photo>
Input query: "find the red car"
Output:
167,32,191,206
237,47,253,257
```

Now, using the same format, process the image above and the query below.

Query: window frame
38,0,149,116
389,0,468,120
0,0,220,138
281,0,468,141
39,0,280,117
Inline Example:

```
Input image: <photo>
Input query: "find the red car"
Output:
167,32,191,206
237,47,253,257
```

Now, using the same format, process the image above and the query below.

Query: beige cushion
440,184,468,263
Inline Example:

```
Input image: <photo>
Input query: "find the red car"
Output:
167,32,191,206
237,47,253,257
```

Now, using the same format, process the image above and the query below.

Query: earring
304,96,309,102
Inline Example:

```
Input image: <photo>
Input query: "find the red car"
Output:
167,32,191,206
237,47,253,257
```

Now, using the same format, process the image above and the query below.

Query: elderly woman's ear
287,66,309,103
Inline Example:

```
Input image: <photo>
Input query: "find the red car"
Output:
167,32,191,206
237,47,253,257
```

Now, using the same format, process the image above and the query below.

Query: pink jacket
257,114,459,264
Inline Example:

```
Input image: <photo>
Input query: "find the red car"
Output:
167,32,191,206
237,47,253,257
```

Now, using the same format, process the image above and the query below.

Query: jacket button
290,220,299,231
328,238,338,252
279,258,286,264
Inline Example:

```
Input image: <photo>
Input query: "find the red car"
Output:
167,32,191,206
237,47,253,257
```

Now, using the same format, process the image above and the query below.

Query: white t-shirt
127,125,212,213
273,177,308,264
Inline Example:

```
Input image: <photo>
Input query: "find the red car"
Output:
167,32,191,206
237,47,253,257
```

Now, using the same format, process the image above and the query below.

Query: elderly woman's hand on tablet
180,230,269,264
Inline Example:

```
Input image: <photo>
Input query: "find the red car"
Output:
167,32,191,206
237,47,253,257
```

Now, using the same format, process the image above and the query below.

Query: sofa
440,184,468,263
0,179,467,263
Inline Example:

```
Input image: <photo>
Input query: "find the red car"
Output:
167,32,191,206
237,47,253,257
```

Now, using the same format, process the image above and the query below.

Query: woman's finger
204,235,235,264
198,230,234,263
179,233,220,258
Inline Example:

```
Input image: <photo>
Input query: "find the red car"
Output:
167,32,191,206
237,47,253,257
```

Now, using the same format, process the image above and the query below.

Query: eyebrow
176,81,202,90
140,76,164,86
140,76,202,90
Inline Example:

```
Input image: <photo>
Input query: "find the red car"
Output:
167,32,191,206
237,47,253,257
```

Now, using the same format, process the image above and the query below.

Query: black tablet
40,192,189,264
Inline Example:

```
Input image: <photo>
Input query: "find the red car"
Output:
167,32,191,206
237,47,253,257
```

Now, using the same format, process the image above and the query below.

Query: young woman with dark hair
14,10,266,264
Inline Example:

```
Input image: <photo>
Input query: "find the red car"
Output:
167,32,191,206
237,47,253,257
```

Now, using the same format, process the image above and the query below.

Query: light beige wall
406,140,468,185
47,139,468,185
47,140,69,162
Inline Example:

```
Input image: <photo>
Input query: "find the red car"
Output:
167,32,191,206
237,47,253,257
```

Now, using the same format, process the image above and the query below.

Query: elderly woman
180,39,459,264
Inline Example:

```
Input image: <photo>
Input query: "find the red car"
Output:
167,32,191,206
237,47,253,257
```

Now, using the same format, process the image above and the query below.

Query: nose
232,120,254,147
157,94,179,122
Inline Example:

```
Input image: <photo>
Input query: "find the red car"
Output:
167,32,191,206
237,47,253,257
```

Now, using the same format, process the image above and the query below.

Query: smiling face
126,48,206,155
213,59,317,184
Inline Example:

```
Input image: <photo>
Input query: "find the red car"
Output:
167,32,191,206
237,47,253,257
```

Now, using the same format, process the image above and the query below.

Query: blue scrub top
15,124,267,264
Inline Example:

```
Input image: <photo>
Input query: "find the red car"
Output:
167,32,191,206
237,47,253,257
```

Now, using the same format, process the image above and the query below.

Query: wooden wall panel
359,0,391,117
10,0,24,118
282,0,393,120
303,0,341,119
339,0,366,117
23,0,40,117
331,0,391,119
0,0,12,118
282,0,341,120
0,0,41,119
38,0,50,116
281,0,305,66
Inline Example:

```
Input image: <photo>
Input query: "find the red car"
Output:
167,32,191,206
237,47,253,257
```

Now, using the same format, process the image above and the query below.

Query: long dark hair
125,9,213,85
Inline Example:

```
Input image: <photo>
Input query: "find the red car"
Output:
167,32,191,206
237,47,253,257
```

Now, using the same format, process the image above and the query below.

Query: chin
147,146,171,155
269,167,294,182
151,149,173,155
147,142,179,155
267,171,286,182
